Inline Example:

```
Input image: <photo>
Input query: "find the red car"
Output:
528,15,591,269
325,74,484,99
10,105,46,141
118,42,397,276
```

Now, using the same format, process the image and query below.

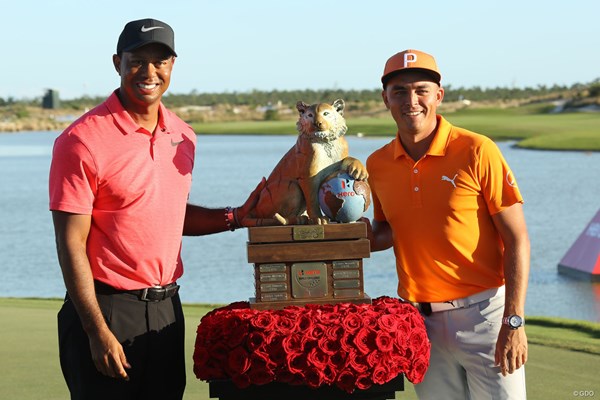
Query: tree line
1,79,598,110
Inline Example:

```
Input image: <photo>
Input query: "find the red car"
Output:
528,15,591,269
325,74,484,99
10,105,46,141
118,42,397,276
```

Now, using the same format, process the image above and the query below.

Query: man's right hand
89,327,131,380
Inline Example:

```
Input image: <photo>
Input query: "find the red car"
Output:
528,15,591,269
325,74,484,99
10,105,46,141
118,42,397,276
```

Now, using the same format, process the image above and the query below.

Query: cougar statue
247,99,368,226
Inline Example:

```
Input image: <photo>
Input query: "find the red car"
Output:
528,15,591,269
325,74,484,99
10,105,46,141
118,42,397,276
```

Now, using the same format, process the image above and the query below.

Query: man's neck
116,91,161,133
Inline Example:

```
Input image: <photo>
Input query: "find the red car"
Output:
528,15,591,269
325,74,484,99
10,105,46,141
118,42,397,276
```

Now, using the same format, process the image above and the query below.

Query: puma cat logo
441,174,458,188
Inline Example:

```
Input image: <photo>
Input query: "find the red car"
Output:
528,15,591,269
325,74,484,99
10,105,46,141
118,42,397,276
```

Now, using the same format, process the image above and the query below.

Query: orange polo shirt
49,91,196,290
367,115,523,302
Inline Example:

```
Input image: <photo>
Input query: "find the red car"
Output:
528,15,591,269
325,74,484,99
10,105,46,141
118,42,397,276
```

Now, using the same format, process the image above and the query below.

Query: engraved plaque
333,270,360,279
334,289,362,298
260,283,288,292
332,260,360,269
259,273,287,282
261,292,289,302
259,263,287,273
333,279,360,289
291,262,328,298
293,226,325,241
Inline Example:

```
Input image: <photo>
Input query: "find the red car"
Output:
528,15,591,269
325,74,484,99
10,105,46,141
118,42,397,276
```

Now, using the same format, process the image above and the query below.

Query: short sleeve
477,139,523,215
49,133,97,214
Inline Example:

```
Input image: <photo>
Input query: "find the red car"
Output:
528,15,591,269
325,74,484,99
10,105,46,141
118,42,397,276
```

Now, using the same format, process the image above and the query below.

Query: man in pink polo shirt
49,18,263,399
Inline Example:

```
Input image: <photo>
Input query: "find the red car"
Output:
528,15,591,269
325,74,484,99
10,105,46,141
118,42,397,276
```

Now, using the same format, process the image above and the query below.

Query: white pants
415,290,527,400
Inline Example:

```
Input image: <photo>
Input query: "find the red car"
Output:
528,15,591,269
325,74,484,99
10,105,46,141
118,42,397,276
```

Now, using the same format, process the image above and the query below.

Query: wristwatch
502,315,524,329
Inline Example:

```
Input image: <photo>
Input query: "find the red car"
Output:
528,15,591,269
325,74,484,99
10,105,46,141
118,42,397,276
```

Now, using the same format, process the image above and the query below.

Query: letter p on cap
404,52,417,66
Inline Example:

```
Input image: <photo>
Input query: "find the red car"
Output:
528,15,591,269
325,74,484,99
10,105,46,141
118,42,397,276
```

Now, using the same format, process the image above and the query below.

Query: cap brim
121,40,177,57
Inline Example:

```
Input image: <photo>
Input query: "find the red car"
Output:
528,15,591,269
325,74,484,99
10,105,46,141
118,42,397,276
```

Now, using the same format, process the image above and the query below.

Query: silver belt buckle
140,285,163,302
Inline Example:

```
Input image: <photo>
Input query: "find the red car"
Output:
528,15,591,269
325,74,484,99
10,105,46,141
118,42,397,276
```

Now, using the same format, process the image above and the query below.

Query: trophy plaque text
247,222,371,310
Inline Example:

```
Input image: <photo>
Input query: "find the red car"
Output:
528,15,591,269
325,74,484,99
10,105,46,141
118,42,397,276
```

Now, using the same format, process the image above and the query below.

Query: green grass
1,298,599,399
190,106,600,151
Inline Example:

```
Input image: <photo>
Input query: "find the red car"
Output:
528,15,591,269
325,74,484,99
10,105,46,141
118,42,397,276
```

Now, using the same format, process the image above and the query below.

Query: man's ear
381,89,390,110
437,86,445,105
112,54,121,75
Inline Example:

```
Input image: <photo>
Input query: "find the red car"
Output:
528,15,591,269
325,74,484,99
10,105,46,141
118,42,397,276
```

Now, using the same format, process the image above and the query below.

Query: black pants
58,290,186,400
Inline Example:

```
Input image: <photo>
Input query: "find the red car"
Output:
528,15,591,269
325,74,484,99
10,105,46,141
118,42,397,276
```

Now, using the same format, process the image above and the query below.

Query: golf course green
1,298,598,399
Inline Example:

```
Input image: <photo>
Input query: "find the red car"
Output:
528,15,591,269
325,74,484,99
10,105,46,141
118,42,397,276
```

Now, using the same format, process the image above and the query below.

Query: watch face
508,315,522,328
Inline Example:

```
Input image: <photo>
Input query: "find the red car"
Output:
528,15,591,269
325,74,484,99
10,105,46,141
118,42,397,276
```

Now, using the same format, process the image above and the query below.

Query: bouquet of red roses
193,297,429,393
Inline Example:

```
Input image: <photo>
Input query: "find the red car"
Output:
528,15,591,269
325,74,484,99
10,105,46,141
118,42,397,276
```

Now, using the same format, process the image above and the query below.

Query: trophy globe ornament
319,171,371,223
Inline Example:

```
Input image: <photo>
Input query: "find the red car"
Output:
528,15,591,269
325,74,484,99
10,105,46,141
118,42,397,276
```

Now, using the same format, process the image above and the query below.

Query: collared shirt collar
392,115,452,159
105,90,171,135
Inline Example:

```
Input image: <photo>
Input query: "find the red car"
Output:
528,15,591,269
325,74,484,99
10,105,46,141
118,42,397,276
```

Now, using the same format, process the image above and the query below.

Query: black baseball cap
116,18,177,56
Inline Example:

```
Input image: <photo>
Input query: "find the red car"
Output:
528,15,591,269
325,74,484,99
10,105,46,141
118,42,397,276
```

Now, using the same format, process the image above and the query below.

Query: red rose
282,333,304,354
304,366,325,388
325,324,344,341
355,372,373,391
377,314,399,332
387,352,410,374
408,329,429,354
248,364,275,386
318,336,341,355
321,363,337,385
395,323,411,350
371,364,392,385
307,322,326,340
231,372,251,389
275,315,296,335
317,309,341,325
307,347,329,369
341,312,363,333
336,370,358,393
251,311,277,330
247,331,267,352
226,346,251,375
375,331,394,352
366,350,383,368
406,354,430,383
297,313,314,332
223,318,249,348
353,327,375,355
328,350,347,370
361,310,379,331
276,368,302,385
340,332,356,352
266,335,287,366
286,351,307,375
209,342,230,361
346,350,369,373
194,358,226,380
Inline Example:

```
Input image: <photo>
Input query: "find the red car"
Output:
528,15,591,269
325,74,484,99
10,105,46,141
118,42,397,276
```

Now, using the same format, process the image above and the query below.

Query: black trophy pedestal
208,375,404,400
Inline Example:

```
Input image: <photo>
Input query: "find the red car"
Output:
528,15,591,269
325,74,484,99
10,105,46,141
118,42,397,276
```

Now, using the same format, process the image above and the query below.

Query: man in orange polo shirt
49,19,263,399
366,50,530,399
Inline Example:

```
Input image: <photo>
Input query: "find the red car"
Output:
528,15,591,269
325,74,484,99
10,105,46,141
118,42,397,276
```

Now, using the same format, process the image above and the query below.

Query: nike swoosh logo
141,25,164,33
171,139,185,146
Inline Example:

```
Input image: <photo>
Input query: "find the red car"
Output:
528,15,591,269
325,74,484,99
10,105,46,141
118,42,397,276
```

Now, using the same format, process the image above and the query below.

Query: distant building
42,89,60,109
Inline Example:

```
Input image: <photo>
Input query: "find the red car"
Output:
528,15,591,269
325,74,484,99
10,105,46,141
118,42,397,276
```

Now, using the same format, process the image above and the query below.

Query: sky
3,0,599,100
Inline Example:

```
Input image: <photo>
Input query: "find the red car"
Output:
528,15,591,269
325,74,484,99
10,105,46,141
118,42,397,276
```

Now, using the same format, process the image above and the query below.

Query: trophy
242,99,372,310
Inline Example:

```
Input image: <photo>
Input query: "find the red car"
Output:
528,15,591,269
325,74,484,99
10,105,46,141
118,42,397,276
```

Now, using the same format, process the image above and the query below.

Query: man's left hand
495,325,528,376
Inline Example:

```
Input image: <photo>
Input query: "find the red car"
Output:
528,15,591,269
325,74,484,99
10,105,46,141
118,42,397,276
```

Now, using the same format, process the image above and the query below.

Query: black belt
94,281,180,302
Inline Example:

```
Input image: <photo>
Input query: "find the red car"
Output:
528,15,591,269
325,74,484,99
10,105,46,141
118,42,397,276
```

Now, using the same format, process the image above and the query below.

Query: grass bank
1,298,598,399
190,105,600,151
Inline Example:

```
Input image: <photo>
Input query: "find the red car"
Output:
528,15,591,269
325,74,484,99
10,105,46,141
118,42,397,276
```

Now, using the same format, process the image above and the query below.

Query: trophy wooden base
249,294,372,311
247,222,371,310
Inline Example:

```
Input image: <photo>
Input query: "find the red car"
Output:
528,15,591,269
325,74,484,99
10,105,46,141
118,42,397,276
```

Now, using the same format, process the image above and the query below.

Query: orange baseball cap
381,49,441,86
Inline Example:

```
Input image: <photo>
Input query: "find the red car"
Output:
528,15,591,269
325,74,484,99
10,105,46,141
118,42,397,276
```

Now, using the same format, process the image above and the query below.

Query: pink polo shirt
49,91,196,290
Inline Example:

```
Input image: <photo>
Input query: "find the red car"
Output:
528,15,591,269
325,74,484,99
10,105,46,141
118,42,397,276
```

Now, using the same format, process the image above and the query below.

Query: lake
0,131,599,322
